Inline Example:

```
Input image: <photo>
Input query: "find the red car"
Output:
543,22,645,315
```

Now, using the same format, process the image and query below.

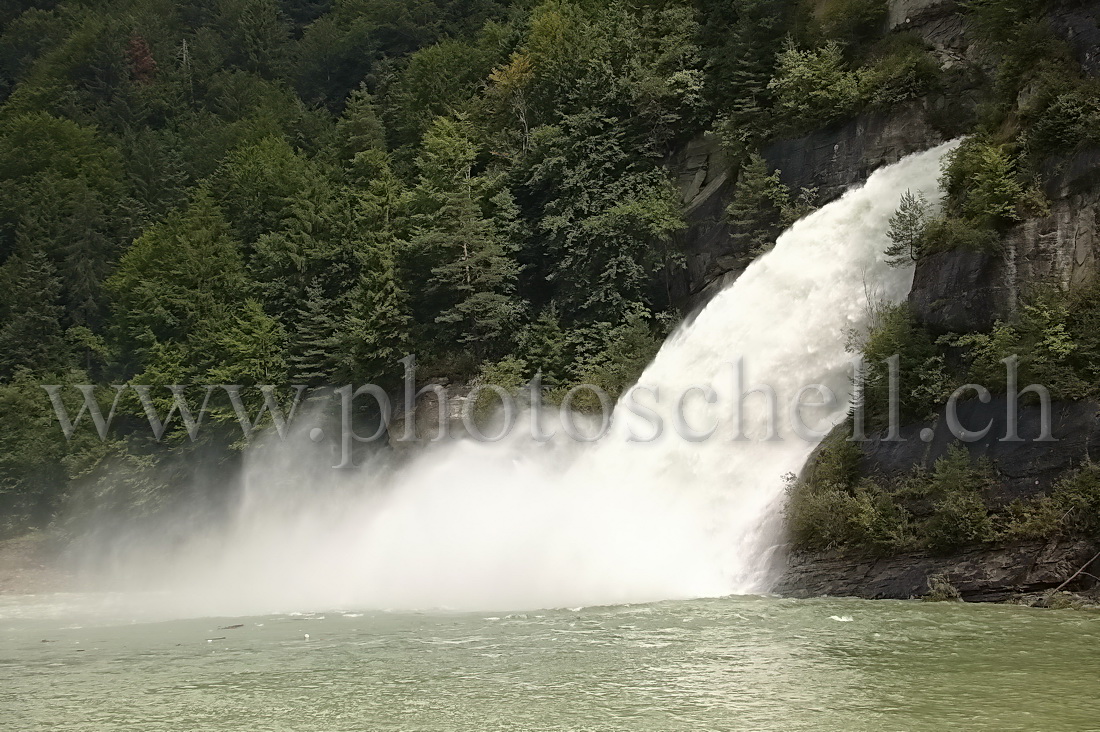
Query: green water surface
2,595,1098,731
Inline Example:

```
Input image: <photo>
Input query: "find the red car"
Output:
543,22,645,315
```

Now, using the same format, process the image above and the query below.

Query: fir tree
288,285,343,385
410,118,523,362
886,190,930,266
341,241,411,387
337,84,387,163
0,247,69,378
725,153,791,259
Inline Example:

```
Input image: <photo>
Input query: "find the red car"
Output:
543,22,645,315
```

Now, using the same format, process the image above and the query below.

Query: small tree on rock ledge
885,189,929,266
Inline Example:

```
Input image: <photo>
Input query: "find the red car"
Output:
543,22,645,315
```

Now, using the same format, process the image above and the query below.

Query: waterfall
103,141,958,618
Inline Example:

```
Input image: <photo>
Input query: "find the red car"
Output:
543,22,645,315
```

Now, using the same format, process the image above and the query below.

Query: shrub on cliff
922,444,996,551
858,303,948,428
941,138,1048,230
785,429,913,553
768,41,864,127
1000,463,1100,541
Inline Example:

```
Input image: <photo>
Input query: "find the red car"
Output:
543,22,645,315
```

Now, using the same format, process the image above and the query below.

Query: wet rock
909,248,1008,333
859,397,1100,504
773,539,1100,601
762,102,948,205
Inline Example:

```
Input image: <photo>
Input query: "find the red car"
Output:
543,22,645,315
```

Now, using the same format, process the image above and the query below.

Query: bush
785,429,913,553
473,356,531,419
926,490,994,551
818,0,889,47
858,303,948,429
921,215,1000,254
862,41,943,109
941,138,1046,229
949,285,1092,400
768,41,863,127
785,475,911,553
1000,463,1100,540
1024,85,1100,158
921,444,996,551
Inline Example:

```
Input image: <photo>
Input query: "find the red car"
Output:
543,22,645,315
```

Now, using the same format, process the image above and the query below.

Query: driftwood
1049,549,1100,595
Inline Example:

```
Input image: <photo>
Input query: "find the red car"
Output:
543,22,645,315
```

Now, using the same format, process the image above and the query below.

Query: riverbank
0,534,73,595
773,539,1100,604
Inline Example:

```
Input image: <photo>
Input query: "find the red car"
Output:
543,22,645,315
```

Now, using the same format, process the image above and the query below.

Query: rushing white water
84,141,958,618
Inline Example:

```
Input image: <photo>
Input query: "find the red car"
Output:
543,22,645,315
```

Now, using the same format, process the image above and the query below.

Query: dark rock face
762,102,947,205
908,248,1008,333
667,134,741,306
673,103,953,306
860,398,1100,504
910,146,1100,332
1048,0,1100,76
772,539,1099,601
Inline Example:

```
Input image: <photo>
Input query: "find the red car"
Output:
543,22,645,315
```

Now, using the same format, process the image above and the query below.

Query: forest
0,0,1096,538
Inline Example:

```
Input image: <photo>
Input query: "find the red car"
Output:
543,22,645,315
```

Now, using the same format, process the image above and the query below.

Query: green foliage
0,0,1084,539
725,152,791,258
948,285,1100,400
0,248,69,378
700,0,790,150
764,32,941,132
860,37,942,109
923,444,995,551
769,40,863,127
516,110,686,323
785,427,914,553
1023,83,1100,158
884,189,929,265
106,190,249,378
1000,463,1100,540
789,438,1001,554
570,307,667,403
817,0,888,47
859,303,947,428
920,215,999,254
408,116,524,366
941,138,1047,235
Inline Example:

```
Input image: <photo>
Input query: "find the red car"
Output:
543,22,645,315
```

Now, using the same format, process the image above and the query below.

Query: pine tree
207,299,288,386
107,190,248,375
0,247,69,378
337,84,387,163
886,190,930,266
409,118,523,362
288,285,343,385
725,152,791,259
340,241,411,388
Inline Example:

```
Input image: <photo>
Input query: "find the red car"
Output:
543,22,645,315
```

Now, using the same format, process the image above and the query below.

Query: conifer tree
725,152,791,259
885,189,930,266
341,241,411,387
0,247,69,378
288,284,344,385
108,190,248,375
337,84,387,163
409,116,523,362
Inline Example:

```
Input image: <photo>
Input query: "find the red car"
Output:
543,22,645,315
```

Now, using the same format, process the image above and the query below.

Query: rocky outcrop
1048,0,1100,76
762,101,950,205
673,100,960,305
860,397,1100,504
910,147,1100,333
668,134,740,306
773,539,1099,601
909,248,1007,333
773,397,1100,600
